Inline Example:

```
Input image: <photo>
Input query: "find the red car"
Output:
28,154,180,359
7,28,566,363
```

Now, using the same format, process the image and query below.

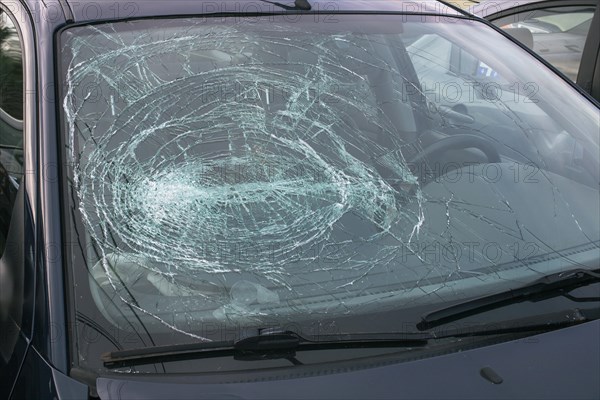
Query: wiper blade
102,331,430,368
102,306,599,368
418,268,600,330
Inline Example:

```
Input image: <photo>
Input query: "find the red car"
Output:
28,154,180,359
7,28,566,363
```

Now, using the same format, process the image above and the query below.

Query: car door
480,1,599,98
0,4,35,399
576,5,600,101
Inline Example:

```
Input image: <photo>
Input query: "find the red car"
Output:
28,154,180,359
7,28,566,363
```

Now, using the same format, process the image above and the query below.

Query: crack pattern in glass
62,18,600,341
63,22,429,337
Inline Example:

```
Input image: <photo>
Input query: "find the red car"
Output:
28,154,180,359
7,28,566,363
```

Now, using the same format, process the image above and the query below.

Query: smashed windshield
60,14,599,369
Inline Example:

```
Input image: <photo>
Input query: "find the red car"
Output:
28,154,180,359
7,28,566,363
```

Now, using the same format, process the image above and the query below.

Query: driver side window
492,5,597,82
0,9,22,258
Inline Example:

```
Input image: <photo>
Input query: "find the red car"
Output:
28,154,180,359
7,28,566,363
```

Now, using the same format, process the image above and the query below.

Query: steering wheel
409,134,501,184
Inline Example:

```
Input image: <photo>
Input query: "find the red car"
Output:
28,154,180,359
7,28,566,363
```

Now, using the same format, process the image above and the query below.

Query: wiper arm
258,0,311,11
418,268,600,330
102,330,430,368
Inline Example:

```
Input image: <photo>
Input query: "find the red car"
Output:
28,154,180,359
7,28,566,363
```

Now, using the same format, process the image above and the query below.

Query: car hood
95,320,600,400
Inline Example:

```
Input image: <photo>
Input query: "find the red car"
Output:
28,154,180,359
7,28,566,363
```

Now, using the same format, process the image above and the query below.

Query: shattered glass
61,15,600,346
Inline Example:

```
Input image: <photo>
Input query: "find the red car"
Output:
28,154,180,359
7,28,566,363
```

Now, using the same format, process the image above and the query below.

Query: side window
0,5,29,396
493,6,597,81
0,9,22,257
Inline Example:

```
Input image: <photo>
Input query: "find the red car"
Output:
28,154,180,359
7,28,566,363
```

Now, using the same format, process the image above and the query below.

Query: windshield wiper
102,306,599,368
258,0,311,11
102,330,430,368
417,268,600,330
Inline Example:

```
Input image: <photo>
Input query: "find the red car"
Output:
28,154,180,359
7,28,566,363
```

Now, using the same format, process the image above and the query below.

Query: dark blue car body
1,1,599,399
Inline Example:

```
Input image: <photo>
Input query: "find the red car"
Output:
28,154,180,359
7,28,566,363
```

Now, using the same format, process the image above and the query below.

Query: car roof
471,0,599,18
41,0,466,24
